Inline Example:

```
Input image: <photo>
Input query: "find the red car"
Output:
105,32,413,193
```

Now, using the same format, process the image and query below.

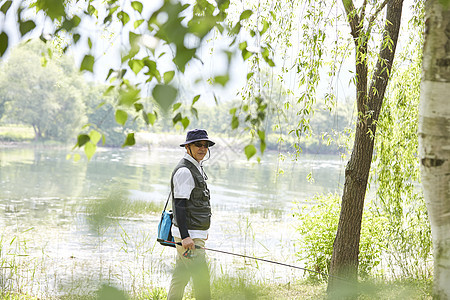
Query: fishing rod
157,238,351,283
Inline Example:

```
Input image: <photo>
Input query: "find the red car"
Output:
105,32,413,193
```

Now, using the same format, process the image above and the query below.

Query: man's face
186,141,209,162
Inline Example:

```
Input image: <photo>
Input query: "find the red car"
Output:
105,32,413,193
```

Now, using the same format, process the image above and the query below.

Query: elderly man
167,129,214,300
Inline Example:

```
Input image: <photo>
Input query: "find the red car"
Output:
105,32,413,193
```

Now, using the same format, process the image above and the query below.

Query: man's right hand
182,237,195,250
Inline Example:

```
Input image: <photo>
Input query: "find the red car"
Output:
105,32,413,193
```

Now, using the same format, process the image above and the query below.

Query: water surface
0,145,345,296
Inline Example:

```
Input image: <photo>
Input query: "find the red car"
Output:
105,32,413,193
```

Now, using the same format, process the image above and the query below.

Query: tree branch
368,0,403,123
342,0,361,39
360,0,368,25
368,0,391,27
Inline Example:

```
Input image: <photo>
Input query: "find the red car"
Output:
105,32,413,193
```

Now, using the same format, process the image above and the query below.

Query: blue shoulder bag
157,192,175,247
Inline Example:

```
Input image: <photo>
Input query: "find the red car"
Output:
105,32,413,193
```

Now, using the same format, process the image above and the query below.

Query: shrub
294,193,388,280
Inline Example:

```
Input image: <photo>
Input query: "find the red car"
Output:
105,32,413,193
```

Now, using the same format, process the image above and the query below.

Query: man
167,129,214,300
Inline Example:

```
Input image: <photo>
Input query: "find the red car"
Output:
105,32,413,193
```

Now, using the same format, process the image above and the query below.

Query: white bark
419,1,450,298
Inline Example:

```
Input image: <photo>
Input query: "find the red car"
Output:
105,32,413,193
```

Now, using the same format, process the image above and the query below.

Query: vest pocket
188,208,211,230
191,188,209,206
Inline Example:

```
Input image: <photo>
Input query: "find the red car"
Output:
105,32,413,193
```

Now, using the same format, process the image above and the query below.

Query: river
0,145,345,297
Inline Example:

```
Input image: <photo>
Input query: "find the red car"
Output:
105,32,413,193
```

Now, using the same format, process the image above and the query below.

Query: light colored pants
167,237,211,300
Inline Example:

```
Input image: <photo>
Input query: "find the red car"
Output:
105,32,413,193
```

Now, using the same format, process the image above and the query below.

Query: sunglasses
192,142,209,148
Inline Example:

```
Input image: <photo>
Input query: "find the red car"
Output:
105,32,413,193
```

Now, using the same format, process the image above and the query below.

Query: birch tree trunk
327,0,403,295
419,1,450,298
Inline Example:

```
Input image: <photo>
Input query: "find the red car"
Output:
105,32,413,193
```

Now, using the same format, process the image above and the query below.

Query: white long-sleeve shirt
171,153,209,239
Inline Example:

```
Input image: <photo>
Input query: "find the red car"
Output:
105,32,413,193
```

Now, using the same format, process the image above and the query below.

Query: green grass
85,189,164,223
209,278,326,300
0,278,434,300
0,294,39,300
0,125,35,142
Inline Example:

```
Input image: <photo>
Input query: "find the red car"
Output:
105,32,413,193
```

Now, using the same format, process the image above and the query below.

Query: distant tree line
0,41,138,147
0,40,354,154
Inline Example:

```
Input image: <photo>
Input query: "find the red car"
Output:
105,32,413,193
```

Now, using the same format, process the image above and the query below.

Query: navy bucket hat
180,129,215,147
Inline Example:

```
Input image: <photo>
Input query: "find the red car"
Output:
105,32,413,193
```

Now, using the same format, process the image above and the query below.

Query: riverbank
0,125,347,155
0,278,433,299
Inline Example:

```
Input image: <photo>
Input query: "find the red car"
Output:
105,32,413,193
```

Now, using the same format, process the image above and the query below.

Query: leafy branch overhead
0,0,270,158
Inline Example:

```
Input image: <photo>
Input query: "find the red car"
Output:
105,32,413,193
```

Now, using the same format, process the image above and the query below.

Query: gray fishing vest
171,158,211,231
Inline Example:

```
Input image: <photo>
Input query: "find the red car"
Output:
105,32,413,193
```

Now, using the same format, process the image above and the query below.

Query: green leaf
143,58,161,82
261,47,275,66
142,111,149,124
118,86,140,106
105,69,115,81
104,85,115,96
73,33,80,43
247,72,254,80
134,19,144,29
163,70,175,84
0,32,8,57
122,133,135,147
87,4,97,16
134,103,143,112
241,48,252,61
89,130,102,144
61,16,81,32
129,59,144,75
230,22,241,35
260,19,269,35
188,15,216,39
131,1,143,13
258,130,266,154
191,106,198,119
192,95,200,105
77,134,90,147
181,117,190,129
80,54,95,72
214,74,229,86
244,144,257,160
146,112,156,125
173,102,182,111
84,142,96,160
172,112,182,124
129,31,141,48
152,84,177,112
34,0,66,20
264,57,275,67
117,11,130,25
0,1,12,14
19,20,36,36
115,109,128,125
173,46,196,73
231,115,239,129
239,10,253,21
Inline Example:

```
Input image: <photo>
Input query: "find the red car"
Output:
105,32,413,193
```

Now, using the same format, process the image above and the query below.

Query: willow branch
368,0,391,26
360,0,368,25
342,0,361,39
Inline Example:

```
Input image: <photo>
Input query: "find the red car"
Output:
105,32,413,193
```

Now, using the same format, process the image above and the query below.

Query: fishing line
158,239,352,284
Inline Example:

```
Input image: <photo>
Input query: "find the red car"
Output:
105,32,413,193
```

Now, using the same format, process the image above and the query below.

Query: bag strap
162,191,172,212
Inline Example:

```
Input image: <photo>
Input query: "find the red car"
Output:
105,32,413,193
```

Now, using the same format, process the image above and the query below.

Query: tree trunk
327,0,403,296
419,1,450,298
